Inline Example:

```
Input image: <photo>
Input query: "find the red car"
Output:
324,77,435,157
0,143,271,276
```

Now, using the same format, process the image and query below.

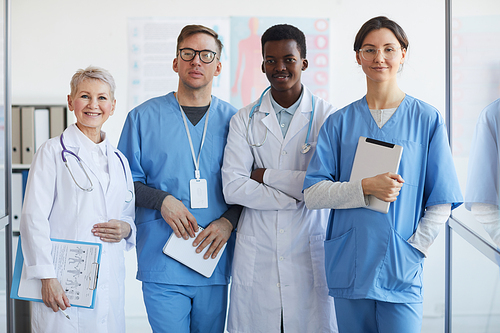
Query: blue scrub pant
334,298,423,333
142,282,228,333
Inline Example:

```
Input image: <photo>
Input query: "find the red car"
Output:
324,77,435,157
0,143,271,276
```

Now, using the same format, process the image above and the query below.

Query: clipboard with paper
349,136,403,214
10,237,101,309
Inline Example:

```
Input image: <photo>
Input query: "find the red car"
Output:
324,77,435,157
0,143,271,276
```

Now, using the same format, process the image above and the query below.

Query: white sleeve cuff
304,180,367,210
25,264,57,280
407,203,451,257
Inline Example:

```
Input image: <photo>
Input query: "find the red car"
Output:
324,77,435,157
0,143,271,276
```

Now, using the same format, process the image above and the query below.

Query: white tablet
162,226,226,278
349,136,403,214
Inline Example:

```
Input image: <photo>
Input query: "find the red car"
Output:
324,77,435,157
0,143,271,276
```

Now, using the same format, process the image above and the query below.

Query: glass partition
0,0,5,221
451,0,500,250
452,239,500,332
448,218,500,332
447,1,500,332
0,228,5,332
1,0,11,330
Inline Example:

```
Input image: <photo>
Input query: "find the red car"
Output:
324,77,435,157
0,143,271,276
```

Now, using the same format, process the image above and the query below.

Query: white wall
12,0,447,143
12,0,451,327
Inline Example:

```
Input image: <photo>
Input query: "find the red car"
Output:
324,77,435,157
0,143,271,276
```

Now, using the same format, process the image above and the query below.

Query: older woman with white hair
20,66,136,332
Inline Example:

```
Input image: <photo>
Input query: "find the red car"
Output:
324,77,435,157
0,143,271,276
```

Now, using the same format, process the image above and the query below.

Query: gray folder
50,106,65,138
21,106,35,164
12,106,21,164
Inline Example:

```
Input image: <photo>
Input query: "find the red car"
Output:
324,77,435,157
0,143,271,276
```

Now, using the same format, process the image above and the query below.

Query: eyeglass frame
358,46,403,61
177,48,218,64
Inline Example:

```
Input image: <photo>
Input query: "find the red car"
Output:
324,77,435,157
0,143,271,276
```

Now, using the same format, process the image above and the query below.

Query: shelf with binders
10,167,30,332
12,105,69,167
11,105,69,331
11,104,69,240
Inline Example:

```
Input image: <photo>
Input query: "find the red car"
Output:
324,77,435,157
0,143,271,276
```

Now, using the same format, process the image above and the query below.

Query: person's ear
213,61,222,77
110,99,116,116
172,58,179,73
261,61,265,74
400,48,407,64
356,52,362,65
301,59,309,71
67,95,74,111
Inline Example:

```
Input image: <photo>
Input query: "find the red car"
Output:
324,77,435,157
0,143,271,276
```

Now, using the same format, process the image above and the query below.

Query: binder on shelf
34,108,50,151
12,106,21,164
11,238,101,309
11,173,23,233
349,136,403,214
20,106,35,165
50,106,65,138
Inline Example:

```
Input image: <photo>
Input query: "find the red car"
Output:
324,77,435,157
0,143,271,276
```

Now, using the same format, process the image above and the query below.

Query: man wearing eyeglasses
118,25,239,333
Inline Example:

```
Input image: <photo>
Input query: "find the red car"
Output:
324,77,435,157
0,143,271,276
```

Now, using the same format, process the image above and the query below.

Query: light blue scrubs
465,98,500,209
118,92,237,332
304,95,463,330
334,298,423,333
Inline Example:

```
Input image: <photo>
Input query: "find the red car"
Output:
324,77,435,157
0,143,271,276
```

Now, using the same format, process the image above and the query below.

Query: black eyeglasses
178,48,218,64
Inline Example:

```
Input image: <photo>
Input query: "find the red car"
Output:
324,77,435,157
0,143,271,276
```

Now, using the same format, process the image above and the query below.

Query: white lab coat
20,124,136,333
222,87,338,333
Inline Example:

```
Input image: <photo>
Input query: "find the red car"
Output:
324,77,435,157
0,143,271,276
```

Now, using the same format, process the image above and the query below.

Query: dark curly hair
261,24,307,58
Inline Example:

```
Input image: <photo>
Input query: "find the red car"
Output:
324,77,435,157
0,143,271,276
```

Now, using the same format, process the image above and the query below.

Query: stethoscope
246,86,315,154
60,133,134,203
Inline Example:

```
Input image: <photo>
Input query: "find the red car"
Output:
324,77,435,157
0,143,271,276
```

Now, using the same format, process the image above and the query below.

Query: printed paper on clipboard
349,136,403,214
10,238,101,309
163,226,226,278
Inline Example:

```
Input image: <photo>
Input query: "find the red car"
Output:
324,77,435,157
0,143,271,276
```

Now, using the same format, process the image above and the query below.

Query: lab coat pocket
324,228,356,289
232,233,257,287
377,228,425,292
310,234,327,287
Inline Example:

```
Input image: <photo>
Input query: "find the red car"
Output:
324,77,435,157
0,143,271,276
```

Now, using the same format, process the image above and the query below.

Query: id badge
190,179,208,208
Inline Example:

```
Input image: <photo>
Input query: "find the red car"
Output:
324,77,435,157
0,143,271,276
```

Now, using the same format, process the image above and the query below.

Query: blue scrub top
465,98,500,209
118,92,237,286
304,95,463,303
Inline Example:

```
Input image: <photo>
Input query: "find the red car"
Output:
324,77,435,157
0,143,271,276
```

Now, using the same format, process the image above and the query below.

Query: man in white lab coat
222,24,338,333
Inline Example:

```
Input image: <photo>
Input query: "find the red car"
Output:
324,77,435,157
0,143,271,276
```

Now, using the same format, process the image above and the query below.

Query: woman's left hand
362,172,404,202
92,219,131,242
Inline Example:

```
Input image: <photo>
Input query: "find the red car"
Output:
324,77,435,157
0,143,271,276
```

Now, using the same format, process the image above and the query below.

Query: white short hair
70,66,116,100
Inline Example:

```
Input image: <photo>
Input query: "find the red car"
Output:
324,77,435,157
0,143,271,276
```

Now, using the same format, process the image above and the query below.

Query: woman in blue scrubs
303,16,463,333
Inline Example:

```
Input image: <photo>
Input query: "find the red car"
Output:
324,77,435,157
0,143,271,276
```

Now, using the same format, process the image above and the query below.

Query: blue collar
269,86,304,116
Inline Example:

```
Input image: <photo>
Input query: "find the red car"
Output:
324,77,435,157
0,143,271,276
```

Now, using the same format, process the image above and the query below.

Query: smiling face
356,28,406,84
262,39,307,98
173,32,222,93
68,78,115,139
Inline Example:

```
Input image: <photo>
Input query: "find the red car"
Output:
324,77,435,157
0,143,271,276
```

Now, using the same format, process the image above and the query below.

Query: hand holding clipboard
11,238,101,309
